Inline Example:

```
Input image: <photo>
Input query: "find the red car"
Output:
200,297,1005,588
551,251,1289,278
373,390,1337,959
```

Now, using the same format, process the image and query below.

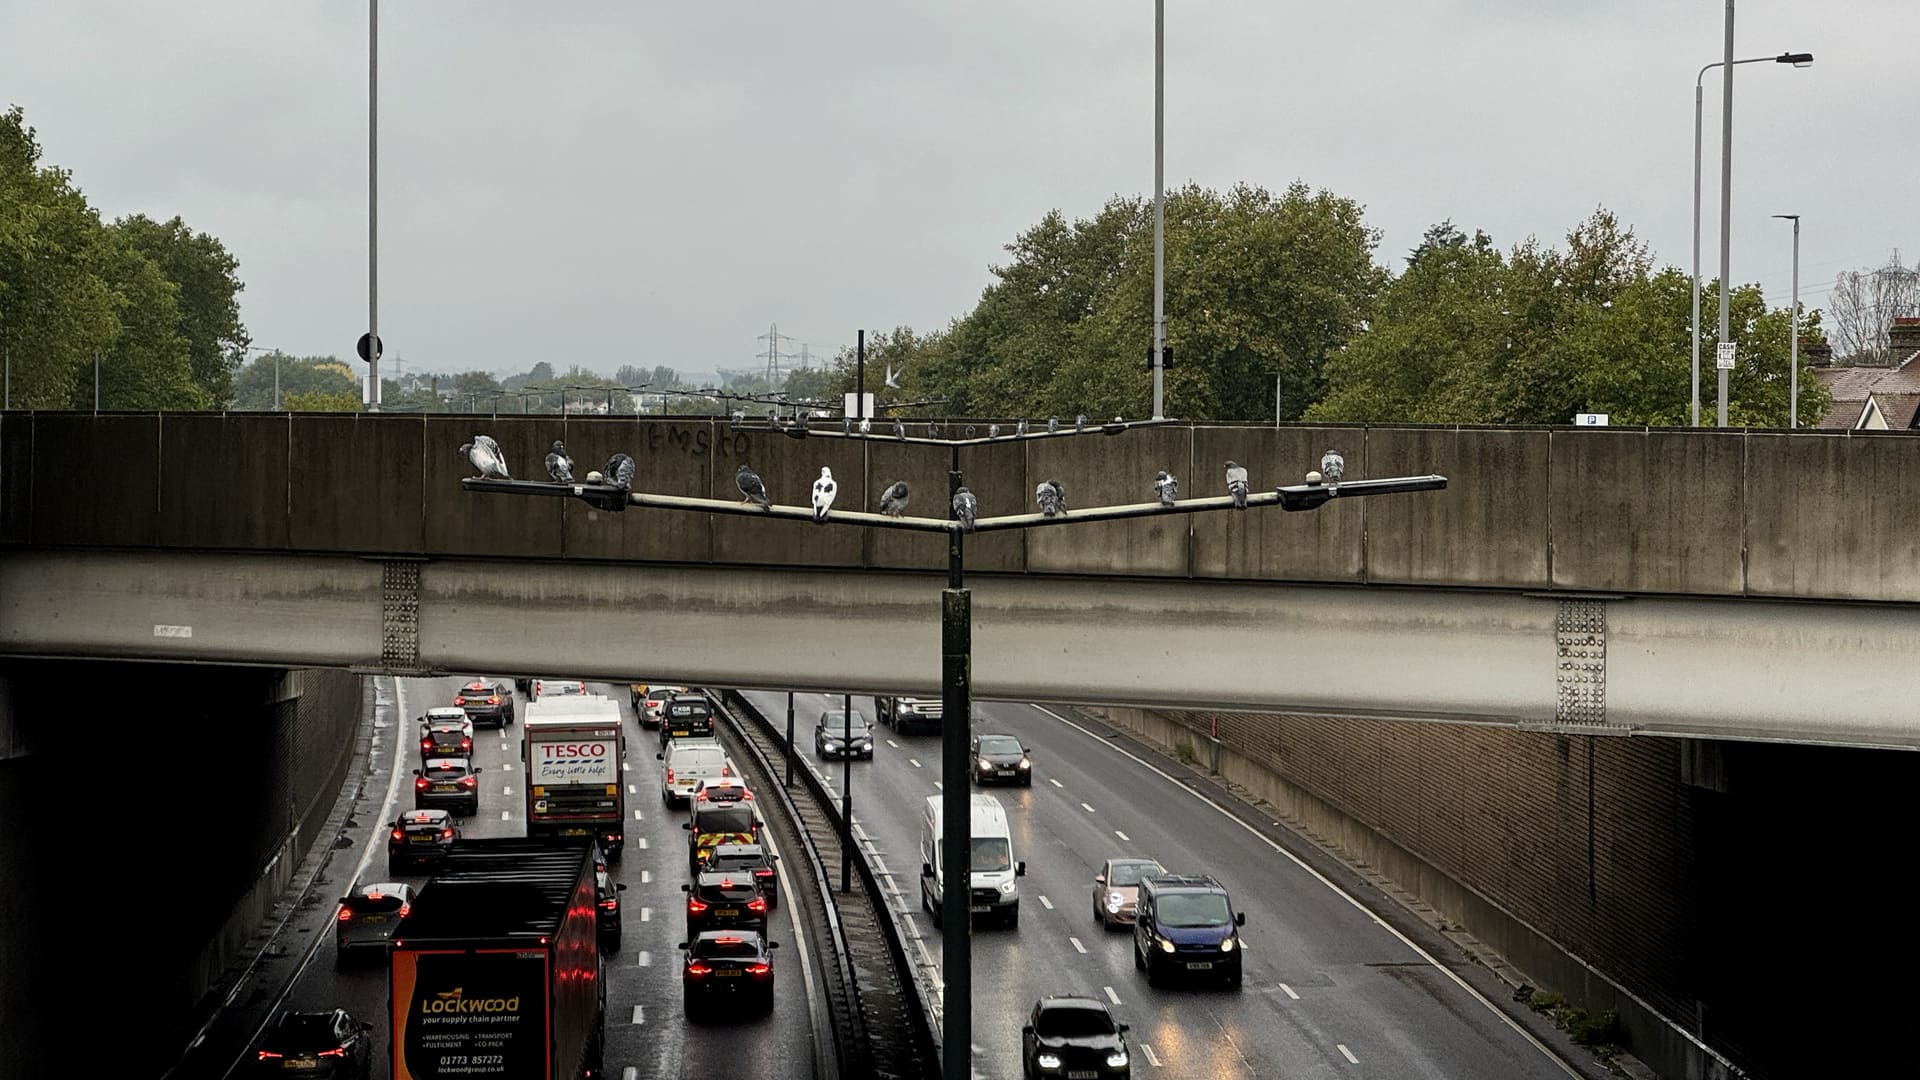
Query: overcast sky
5,1,1915,384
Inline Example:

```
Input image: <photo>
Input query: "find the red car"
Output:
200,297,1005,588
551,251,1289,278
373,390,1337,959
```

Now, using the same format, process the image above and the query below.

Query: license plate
970,905,991,913
715,969,742,977
286,1061,320,1071
1186,961,1214,970
433,783,456,792
714,908,738,917
670,729,690,737
1068,1072,1098,1079
995,769,1013,776
360,914,386,923
559,827,590,837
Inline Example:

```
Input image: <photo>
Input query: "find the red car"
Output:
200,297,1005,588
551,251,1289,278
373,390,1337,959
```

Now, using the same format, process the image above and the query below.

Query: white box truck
523,694,627,859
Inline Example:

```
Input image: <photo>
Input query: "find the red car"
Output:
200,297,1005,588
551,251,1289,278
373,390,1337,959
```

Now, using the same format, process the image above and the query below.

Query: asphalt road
742,690,1591,1080
209,676,815,1080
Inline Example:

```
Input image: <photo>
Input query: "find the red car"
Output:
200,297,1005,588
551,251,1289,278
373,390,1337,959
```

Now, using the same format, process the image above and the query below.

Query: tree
231,353,359,409
77,226,206,410
112,214,248,407
1826,251,1920,364
282,389,363,412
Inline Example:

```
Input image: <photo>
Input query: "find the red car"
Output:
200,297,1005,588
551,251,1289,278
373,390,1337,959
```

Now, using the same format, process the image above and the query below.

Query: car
413,758,483,816
418,715,473,761
1132,874,1245,988
1091,857,1166,929
700,842,779,908
815,709,875,760
639,685,686,729
595,867,627,953
684,798,760,874
877,694,943,735
1021,996,1132,1078
386,809,458,873
691,776,753,805
514,677,533,694
252,1009,375,1077
453,679,514,727
683,870,770,934
660,738,729,807
972,733,1032,786
659,693,716,745
534,678,588,700
678,932,778,1019
334,883,415,969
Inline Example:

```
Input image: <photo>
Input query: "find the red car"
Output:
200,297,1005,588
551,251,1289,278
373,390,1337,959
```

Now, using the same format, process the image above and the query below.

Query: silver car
334,882,415,969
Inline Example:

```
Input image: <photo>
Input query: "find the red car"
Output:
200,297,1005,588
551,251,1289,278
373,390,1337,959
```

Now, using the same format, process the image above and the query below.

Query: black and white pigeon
462,435,509,479
810,467,837,523
893,417,906,440
1321,449,1346,488
545,440,574,483
989,424,1001,439
1047,416,1060,434
879,481,911,517
736,464,772,509
606,453,635,490
1035,478,1067,517
1016,419,1029,437
952,486,978,532
1075,414,1087,432
1225,461,1250,509
858,416,872,435
1154,470,1179,507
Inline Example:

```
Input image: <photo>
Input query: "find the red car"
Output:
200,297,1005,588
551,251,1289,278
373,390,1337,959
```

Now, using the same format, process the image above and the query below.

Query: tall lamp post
1773,213,1801,428
367,0,381,412
1150,0,1166,421
1690,48,1811,426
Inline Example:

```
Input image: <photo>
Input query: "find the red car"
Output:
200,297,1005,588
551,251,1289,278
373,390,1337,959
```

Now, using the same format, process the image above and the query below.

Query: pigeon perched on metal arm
545,441,574,483
1225,461,1249,509
1154,471,1179,507
879,481,911,517
736,465,772,509
952,487,978,532
1321,449,1345,491
462,435,509,479
811,467,837,523
606,453,635,490
1035,479,1067,517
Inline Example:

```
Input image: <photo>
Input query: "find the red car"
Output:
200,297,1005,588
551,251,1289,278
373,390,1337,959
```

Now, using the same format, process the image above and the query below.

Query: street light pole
1775,213,1801,428
1716,0,1735,429
367,0,381,412
1150,0,1166,421
939,450,971,1080
841,692,853,893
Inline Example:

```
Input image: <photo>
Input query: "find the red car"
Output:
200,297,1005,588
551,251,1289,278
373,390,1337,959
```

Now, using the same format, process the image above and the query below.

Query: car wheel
334,949,349,972
1004,904,1018,929
662,787,672,805
1134,941,1145,971
1023,774,1033,787
683,997,699,1021
931,896,944,929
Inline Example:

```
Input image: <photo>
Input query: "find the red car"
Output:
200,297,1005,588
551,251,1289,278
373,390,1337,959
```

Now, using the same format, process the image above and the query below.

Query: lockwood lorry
389,838,604,1079
523,695,626,858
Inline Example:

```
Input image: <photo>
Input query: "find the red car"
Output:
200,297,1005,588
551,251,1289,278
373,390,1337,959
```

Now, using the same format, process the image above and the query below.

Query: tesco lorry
522,694,626,858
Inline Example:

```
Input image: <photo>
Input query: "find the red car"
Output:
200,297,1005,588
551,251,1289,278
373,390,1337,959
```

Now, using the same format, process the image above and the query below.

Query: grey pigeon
879,481,911,517
736,464,771,509
1035,478,1067,517
964,425,976,439
989,424,1001,439
462,435,509,479
1016,419,1029,437
1075,414,1087,432
894,417,906,440
952,486,978,532
841,417,851,434
1225,461,1250,509
1154,470,1179,507
1321,449,1346,488
545,440,574,483
929,420,943,438
606,453,635,490
1047,417,1059,434
810,467,837,523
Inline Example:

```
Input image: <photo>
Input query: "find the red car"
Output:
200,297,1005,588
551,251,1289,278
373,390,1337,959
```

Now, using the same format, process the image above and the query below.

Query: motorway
191,676,815,1080
741,690,1590,1080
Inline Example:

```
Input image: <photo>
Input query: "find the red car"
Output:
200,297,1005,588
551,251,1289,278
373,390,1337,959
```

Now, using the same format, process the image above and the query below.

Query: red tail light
715,936,743,944
440,827,454,839
686,896,708,914
336,907,352,923
419,738,432,753
458,775,477,789
747,897,767,914
720,878,735,888
665,769,675,784
748,962,771,976
487,696,501,705
721,765,732,777
398,903,411,918
414,777,429,791
256,1050,283,1060
390,828,404,841
453,697,467,706
599,899,617,912
319,1047,346,1058
753,868,774,877
460,737,472,751
686,962,711,977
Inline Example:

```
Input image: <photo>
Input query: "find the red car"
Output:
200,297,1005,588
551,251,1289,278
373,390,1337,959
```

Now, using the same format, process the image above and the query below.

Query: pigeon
545,440,574,483
1225,461,1250,509
810,467,837,523
731,409,746,423
929,420,943,438
1016,419,1029,437
1047,417,1060,434
1075,414,1087,432
1035,478,1067,517
461,435,509,479
736,464,771,509
989,424,1001,439
1321,449,1346,488
952,486,978,532
884,364,901,390
859,416,872,435
894,417,906,440
879,480,911,517
964,425,976,439
1154,470,1179,507
585,470,605,483
606,453,635,490
841,417,851,434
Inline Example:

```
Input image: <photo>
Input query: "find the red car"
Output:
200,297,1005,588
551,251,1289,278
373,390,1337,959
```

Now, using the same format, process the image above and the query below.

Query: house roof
1812,349,1920,428
1870,391,1920,429
1813,398,1870,430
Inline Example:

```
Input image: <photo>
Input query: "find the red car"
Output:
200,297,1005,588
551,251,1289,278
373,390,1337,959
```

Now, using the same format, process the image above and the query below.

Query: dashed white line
637,950,651,967
887,739,900,748
630,1005,645,1025
637,837,648,849
1279,983,1299,1000
1081,802,1096,813
1338,1044,1359,1065
909,758,923,769
503,785,513,795
628,784,637,794
622,1068,638,1080
1104,986,1121,1005
634,809,644,820
622,760,631,771
640,907,652,922
500,742,509,752
1140,1043,1163,1068
934,780,943,789
1069,937,1087,954
1038,895,1054,910
641,870,651,884
1047,778,1063,788
500,810,511,821
1114,829,1131,842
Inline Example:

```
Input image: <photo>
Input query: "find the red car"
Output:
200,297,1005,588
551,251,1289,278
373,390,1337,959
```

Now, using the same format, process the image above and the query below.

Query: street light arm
1697,52,1814,87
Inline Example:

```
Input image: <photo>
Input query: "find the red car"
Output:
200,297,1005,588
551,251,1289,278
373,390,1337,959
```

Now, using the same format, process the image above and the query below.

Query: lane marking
623,760,631,771
1070,937,1087,954
637,837,648,849
909,758,923,769
1114,829,1131,842
887,739,900,748
1104,986,1121,1005
1279,983,1299,1000
503,785,512,795
640,907,652,922
1141,1044,1163,1068
1031,704,1583,1079
934,780,943,789
1338,1044,1359,1065
1081,802,1096,813
631,1005,645,1025
623,1069,638,1080
1048,778,1063,788
500,810,510,821
641,870,651,884
628,784,637,794
1038,895,1054,910
635,810,644,820
637,950,651,967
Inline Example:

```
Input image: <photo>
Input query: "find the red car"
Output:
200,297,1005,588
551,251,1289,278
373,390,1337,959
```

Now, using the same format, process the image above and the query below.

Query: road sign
357,332,383,362
1715,342,1736,370
1576,413,1609,426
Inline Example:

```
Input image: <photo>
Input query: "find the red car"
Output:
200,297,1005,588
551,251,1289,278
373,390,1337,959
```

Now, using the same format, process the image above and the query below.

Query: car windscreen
970,836,1011,873
1155,892,1232,927
423,765,467,780
1035,1006,1115,1039
647,689,677,702
706,851,763,870
1108,862,1162,888
693,807,754,834
692,938,760,959
821,716,869,735
425,722,466,734
269,1014,340,1049
346,892,406,913
977,736,1021,755
667,702,710,718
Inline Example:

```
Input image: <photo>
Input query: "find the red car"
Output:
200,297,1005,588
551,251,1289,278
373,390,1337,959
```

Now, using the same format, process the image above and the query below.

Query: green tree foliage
281,389,363,412
112,214,248,407
231,353,360,409
80,226,206,409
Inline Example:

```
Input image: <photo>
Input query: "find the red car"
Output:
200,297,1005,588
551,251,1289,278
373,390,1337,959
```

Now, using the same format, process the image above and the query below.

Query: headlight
1035,1053,1061,1069
978,757,993,769
1106,1049,1130,1067
1159,938,1175,953
1220,937,1236,952
999,881,1017,894
1018,757,1031,769
1106,892,1124,911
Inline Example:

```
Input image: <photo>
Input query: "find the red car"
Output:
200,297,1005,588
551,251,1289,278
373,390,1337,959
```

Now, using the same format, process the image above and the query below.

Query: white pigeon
1225,461,1250,509
879,481,910,517
859,416,872,435
545,440,574,483
462,435,509,479
989,424,1001,439
811,467,837,524
884,364,901,390
1154,470,1179,507
1321,449,1346,488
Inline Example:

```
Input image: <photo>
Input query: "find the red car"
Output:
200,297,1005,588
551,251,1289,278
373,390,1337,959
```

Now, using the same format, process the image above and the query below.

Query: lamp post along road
367,0,380,412
461,425,1446,1080
1150,0,1166,421
1775,214,1801,428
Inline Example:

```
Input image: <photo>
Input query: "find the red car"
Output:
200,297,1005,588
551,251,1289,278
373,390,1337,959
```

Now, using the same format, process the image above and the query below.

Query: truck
523,694,626,859
877,694,944,735
388,838,604,1080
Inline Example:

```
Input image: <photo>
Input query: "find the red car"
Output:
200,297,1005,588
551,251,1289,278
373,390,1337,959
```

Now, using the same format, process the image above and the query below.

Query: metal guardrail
717,690,940,1079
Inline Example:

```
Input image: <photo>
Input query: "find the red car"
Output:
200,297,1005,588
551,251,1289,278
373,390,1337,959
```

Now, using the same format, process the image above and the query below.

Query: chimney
1805,338,1834,367
1891,317,1920,362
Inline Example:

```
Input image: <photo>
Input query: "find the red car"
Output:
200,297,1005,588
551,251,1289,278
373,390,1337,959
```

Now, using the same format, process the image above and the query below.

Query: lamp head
1777,52,1814,67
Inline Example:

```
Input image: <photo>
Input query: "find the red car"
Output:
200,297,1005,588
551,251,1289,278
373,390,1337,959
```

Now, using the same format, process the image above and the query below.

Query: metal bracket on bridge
380,560,424,674
1555,598,1607,726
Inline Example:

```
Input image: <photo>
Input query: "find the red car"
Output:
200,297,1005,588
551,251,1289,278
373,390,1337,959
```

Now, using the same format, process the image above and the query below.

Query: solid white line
763,820,826,1065
1081,802,1096,813
1038,895,1054,910
622,1068,638,1080
1279,982,1299,1000
1069,937,1087,954
630,1005,645,1025
1338,1044,1359,1065
500,810,510,821
1114,829,1131,842
641,870,651,884
909,758,923,769
1030,704,1583,1079
1140,1043,1163,1068
640,907,651,922
637,950,651,967
1104,986,1121,1005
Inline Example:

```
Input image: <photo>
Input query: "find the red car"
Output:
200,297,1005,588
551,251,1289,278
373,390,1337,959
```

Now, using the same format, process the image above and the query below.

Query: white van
658,739,728,807
920,794,1025,929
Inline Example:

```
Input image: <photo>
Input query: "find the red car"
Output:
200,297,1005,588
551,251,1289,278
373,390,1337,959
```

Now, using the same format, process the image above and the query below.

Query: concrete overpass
2,411,1917,747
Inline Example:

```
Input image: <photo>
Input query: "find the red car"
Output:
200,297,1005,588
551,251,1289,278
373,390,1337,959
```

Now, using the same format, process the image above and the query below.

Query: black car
596,868,627,953
1022,996,1132,1078
418,716,473,761
683,869,769,934
659,694,717,745
972,733,1033,786
252,1009,375,1078
453,680,514,727
1133,874,1246,988
413,758,482,816
815,709,875,760
386,808,457,872
701,842,779,908
679,932,778,1019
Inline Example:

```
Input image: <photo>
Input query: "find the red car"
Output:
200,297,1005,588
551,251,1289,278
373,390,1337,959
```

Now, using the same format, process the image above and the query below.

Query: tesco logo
542,743,607,759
